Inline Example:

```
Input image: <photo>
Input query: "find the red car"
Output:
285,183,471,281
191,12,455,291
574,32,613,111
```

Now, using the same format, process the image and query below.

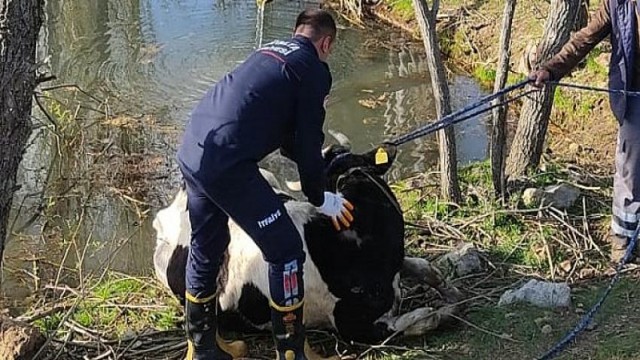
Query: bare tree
411,0,461,203
505,0,581,181
0,0,46,269
490,0,517,198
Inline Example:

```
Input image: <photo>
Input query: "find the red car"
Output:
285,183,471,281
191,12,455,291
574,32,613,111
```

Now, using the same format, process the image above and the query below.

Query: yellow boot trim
304,340,341,360
216,332,248,358
185,291,216,304
268,299,304,312
186,340,194,360
284,350,296,360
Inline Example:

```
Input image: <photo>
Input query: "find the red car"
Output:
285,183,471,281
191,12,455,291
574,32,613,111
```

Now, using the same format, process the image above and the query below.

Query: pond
2,0,490,304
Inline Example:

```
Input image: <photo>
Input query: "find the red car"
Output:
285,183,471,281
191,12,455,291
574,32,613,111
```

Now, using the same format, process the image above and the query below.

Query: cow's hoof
304,341,340,360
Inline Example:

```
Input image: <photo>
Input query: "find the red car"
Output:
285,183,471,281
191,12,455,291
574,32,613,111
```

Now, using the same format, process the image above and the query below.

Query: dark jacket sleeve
542,0,611,79
292,63,332,207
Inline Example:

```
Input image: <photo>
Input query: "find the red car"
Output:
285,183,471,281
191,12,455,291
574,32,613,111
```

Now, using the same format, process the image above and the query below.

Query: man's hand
529,69,551,88
317,192,355,231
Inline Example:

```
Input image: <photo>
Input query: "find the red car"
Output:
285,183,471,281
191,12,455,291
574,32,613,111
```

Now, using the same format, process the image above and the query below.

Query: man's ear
321,36,333,53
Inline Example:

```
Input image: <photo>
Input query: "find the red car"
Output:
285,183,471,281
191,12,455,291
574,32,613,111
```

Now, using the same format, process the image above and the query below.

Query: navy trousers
179,162,306,306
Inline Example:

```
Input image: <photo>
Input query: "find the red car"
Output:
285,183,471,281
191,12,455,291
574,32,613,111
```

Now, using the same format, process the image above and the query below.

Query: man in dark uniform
530,0,640,263
176,9,353,360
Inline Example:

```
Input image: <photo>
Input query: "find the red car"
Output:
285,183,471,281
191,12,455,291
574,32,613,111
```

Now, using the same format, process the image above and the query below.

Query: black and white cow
153,143,461,350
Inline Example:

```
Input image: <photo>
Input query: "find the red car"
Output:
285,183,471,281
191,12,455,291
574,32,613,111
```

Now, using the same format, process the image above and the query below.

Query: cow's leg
401,257,463,303
375,304,457,337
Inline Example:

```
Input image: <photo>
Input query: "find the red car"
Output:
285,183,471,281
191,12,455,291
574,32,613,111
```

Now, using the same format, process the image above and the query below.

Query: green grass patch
32,273,182,338
473,64,497,87
411,277,640,360
387,0,414,21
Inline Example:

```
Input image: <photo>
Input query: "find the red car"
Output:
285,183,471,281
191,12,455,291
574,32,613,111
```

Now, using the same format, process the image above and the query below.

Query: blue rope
549,81,640,97
387,79,532,146
536,226,640,360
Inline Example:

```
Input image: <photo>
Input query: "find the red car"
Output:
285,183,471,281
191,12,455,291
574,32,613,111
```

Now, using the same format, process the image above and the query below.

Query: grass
386,0,414,21
31,273,182,338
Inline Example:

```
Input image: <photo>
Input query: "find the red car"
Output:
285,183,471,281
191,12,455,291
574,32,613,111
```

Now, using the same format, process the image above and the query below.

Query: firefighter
176,9,353,360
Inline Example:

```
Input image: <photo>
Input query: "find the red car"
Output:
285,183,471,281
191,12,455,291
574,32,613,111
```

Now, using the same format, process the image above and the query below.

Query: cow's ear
322,144,350,164
363,143,397,175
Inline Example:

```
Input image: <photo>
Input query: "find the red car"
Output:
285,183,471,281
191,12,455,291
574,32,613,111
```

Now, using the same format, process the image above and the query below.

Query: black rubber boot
271,300,307,360
185,293,247,360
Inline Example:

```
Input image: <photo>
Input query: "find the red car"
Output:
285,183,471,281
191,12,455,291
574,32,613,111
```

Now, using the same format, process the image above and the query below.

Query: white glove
317,192,355,231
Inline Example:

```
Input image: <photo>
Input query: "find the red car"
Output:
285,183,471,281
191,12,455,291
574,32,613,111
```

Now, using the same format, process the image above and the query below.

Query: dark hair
294,9,337,42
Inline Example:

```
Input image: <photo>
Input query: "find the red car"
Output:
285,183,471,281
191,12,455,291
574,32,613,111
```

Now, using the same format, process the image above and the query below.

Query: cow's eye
350,286,363,294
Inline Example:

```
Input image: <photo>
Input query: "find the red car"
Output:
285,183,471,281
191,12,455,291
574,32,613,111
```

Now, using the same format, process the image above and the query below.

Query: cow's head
302,142,406,342
321,142,398,193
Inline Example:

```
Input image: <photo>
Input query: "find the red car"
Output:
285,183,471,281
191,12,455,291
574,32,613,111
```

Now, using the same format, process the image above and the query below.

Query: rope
387,79,532,146
549,81,640,97
536,226,639,360
390,88,537,142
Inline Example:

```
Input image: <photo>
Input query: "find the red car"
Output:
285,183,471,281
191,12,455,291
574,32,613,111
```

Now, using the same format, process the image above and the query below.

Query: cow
152,142,462,357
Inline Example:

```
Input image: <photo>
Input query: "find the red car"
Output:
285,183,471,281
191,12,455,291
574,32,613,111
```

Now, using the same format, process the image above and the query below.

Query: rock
559,260,573,273
541,324,553,334
435,243,485,278
498,279,572,309
522,183,581,209
0,315,45,360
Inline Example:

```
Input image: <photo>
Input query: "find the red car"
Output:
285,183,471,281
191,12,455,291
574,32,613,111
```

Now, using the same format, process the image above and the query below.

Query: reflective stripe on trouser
179,161,306,297
611,102,640,239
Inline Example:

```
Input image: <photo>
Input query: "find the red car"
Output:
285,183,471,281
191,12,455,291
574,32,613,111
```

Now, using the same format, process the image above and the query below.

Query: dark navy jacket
177,35,331,206
609,0,638,120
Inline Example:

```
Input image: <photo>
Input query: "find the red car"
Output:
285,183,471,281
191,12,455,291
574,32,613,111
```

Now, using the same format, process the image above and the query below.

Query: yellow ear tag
375,148,388,165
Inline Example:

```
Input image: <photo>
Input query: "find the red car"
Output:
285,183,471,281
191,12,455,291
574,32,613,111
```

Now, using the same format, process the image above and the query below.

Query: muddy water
2,0,489,303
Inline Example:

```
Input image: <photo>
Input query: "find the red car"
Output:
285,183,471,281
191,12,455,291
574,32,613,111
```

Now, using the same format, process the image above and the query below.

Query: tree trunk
505,0,581,181
0,0,45,270
490,0,517,198
412,0,462,203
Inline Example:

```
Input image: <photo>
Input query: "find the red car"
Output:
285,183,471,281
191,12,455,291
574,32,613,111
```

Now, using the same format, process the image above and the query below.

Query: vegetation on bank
376,0,617,169
17,156,626,359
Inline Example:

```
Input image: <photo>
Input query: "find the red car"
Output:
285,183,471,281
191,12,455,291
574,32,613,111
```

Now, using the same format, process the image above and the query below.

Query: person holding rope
530,0,640,263
176,9,354,360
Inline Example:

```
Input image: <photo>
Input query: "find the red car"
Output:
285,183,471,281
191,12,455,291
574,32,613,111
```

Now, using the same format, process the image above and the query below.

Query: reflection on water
2,0,490,303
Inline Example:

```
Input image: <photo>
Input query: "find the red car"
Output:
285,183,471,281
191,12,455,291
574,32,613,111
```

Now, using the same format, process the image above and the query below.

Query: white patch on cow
152,188,191,290
285,180,302,192
259,168,282,190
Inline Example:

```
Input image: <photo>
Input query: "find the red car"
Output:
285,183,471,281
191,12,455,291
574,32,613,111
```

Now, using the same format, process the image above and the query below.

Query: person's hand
529,69,551,88
317,192,355,231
